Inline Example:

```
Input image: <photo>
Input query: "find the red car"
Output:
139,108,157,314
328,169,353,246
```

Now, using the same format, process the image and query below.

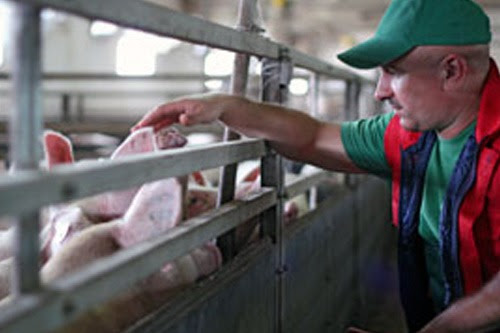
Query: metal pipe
285,169,329,200
0,188,277,333
217,0,258,261
308,73,320,210
6,0,372,83
260,49,292,333
8,2,42,295
0,139,267,217
61,93,71,122
344,80,361,122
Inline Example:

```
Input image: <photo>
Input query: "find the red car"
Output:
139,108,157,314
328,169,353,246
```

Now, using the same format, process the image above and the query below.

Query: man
133,0,499,331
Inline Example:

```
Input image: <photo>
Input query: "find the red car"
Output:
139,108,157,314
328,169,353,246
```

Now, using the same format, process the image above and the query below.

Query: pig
44,127,157,222
185,163,310,251
44,127,187,222
0,127,188,270
38,177,221,333
41,127,189,262
185,184,218,219
0,126,223,319
40,206,93,263
0,176,221,333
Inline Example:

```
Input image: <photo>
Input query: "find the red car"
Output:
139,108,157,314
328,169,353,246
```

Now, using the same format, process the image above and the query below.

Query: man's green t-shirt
340,113,476,311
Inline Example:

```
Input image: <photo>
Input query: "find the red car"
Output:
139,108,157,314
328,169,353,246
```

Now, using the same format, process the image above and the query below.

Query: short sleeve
340,112,393,178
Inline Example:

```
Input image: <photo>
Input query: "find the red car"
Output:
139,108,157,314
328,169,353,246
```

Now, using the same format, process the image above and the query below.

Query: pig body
36,155,221,332
39,179,221,333
40,127,188,261
0,127,224,331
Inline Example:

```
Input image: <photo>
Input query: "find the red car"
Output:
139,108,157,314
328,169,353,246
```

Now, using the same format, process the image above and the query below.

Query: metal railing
0,0,373,332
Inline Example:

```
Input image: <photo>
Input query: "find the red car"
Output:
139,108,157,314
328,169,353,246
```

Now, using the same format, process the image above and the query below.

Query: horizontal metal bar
284,169,330,199
125,237,275,333
289,49,375,84
0,72,310,81
0,139,267,217
0,187,276,333
7,0,371,83
0,89,204,97
9,0,279,59
0,72,230,81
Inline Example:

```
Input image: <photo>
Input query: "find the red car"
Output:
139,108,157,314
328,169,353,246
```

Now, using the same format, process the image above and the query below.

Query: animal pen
0,0,403,332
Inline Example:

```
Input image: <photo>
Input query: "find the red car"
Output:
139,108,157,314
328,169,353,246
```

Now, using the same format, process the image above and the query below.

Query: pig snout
155,127,187,150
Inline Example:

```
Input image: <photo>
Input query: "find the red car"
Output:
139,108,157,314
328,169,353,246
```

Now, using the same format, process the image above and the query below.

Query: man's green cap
337,0,491,69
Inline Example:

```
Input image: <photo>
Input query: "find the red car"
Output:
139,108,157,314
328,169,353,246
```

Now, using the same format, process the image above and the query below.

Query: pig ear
113,178,183,248
110,127,157,159
43,130,74,169
190,171,207,186
242,166,260,183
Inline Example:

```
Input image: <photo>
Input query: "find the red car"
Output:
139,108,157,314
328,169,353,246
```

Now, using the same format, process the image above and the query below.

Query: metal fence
0,0,374,332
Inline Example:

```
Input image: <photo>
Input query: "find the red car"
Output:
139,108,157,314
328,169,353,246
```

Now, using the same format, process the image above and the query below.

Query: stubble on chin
398,117,421,132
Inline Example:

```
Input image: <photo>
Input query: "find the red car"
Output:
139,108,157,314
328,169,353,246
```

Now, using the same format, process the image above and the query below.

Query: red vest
383,60,500,330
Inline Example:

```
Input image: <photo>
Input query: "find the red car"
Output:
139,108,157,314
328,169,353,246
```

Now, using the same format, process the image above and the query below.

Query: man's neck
437,99,480,139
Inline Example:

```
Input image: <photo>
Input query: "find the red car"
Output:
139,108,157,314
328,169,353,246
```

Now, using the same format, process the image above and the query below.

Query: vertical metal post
308,73,320,210
217,0,262,261
309,74,320,118
61,93,71,122
8,3,42,295
343,79,361,122
261,48,292,333
76,94,84,122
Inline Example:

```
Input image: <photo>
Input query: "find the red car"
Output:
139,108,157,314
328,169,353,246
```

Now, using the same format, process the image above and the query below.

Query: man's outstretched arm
133,94,364,173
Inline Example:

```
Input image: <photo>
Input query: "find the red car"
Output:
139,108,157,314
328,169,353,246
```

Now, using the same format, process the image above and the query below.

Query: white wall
0,11,208,120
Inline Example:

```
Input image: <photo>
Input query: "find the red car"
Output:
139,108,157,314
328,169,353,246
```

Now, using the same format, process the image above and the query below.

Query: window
289,78,309,96
0,2,9,67
115,29,180,76
90,20,118,37
203,49,234,76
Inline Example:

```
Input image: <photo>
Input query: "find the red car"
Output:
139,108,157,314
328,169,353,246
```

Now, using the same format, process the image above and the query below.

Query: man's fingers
132,103,185,132
152,118,177,132
132,96,218,132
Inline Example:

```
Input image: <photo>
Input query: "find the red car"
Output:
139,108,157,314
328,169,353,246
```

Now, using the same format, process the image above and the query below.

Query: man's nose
374,73,393,101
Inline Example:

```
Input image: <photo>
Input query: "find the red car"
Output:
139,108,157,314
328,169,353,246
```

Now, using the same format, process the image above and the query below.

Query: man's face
374,50,448,132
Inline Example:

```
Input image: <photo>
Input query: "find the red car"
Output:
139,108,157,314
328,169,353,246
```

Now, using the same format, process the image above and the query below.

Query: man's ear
440,54,467,90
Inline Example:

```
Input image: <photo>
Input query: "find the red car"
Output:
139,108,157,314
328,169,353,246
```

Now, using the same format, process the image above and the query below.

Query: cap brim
337,36,413,69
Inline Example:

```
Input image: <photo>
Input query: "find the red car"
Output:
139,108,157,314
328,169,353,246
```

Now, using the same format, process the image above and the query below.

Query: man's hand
132,94,234,132
132,92,360,173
